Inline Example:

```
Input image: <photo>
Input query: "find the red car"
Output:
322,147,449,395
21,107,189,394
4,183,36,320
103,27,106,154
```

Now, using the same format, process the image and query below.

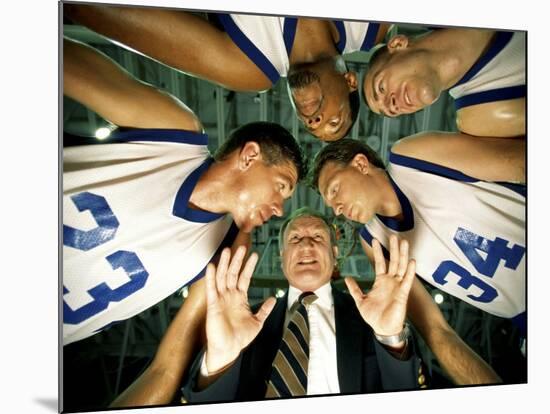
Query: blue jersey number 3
432,227,524,303
63,192,149,324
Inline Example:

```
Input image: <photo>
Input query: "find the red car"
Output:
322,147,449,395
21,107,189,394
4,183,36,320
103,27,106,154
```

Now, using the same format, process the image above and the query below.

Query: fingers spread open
372,239,386,276
388,235,399,276
396,239,409,278
215,248,231,294
227,245,247,290
345,276,364,306
237,251,259,292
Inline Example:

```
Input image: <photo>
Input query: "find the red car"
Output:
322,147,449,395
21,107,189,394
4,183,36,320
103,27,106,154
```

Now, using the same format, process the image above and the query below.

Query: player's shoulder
391,132,449,158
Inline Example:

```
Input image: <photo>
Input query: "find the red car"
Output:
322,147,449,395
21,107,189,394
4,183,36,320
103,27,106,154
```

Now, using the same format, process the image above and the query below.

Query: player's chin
240,217,265,233
357,211,372,224
239,221,256,233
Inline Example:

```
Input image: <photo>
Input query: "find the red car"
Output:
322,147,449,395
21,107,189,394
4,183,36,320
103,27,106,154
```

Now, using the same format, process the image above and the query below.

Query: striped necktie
265,291,318,398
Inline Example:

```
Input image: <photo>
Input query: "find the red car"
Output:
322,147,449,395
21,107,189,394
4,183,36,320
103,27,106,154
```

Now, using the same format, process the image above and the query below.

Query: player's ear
344,71,358,92
350,153,370,174
387,34,409,54
238,141,261,171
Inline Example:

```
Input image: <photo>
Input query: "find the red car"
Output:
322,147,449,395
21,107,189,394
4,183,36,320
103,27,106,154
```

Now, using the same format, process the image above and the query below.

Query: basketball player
63,37,305,350
311,133,525,384
363,29,525,137
64,3,388,141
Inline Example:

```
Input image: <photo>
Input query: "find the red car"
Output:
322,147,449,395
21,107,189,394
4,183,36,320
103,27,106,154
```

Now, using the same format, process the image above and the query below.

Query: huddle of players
62,4,525,407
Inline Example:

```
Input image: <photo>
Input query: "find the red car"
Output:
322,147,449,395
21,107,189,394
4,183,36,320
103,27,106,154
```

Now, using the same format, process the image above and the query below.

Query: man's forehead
265,159,298,187
285,215,330,234
318,161,341,189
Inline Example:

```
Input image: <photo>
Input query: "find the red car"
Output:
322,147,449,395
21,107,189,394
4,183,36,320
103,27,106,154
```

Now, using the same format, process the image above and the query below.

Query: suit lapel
256,292,288,357
333,287,363,393
237,292,288,398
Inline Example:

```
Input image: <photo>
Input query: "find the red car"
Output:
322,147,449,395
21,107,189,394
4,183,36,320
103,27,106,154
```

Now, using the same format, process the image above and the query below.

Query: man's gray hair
278,207,337,253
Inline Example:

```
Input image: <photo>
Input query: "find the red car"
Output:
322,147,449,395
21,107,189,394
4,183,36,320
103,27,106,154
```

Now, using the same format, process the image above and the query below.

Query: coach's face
281,216,338,292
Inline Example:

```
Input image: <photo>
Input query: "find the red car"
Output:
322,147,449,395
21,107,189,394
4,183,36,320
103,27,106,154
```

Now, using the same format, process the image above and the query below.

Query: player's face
364,48,441,117
281,216,337,291
234,160,298,233
290,69,355,142
317,160,377,224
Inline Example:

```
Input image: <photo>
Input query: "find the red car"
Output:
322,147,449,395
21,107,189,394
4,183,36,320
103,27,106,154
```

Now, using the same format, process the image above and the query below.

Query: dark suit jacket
182,286,421,403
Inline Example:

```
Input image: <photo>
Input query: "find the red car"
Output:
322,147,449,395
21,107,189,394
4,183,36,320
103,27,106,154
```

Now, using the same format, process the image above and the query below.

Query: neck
417,28,496,89
376,170,403,219
188,160,234,214
290,18,340,64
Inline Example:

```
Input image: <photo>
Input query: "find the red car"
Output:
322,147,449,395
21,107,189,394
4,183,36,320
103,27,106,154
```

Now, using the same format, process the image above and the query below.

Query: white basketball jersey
63,129,236,345
331,20,381,54
361,152,525,320
217,13,294,84
216,14,379,85
449,31,525,109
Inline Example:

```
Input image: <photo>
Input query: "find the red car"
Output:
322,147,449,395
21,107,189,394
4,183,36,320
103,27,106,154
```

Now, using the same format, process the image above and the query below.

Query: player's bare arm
391,131,525,183
456,98,525,138
110,277,208,407
360,238,502,385
109,229,250,407
64,4,272,91
63,37,202,131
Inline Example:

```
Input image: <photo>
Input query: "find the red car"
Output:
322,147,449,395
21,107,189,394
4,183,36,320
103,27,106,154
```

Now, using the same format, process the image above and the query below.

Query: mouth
297,258,318,265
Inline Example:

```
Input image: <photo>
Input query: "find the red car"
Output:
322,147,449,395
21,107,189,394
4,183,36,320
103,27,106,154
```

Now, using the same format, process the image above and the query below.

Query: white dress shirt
200,283,341,394
287,283,340,395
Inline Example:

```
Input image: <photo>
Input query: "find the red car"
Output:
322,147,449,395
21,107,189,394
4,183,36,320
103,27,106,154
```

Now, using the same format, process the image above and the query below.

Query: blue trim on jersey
359,227,390,260
454,85,526,110
361,23,380,51
356,174,414,234
184,221,240,286
511,311,526,338
172,157,225,223
333,20,347,54
64,128,208,147
376,175,415,231
495,181,526,198
390,152,526,198
217,14,281,85
283,18,298,57
390,152,479,183
453,31,514,88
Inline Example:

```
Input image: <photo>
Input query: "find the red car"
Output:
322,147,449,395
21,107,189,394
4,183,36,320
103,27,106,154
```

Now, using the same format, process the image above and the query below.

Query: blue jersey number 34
63,192,149,325
432,227,525,303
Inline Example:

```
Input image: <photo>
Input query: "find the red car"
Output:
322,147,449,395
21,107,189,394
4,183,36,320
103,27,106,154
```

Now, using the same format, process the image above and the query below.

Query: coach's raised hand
203,246,276,375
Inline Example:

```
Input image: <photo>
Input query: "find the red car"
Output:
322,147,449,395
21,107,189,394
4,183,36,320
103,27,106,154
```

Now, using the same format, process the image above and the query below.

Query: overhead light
181,286,189,299
275,289,285,298
95,126,111,140
434,293,444,304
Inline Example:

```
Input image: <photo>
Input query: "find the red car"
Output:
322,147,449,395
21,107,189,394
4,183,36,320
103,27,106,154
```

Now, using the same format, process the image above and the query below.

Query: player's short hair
278,207,337,252
214,121,306,181
308,138,386,190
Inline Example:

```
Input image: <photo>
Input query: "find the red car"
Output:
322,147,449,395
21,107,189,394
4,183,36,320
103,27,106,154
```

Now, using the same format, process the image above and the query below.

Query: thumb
254,296,276,325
